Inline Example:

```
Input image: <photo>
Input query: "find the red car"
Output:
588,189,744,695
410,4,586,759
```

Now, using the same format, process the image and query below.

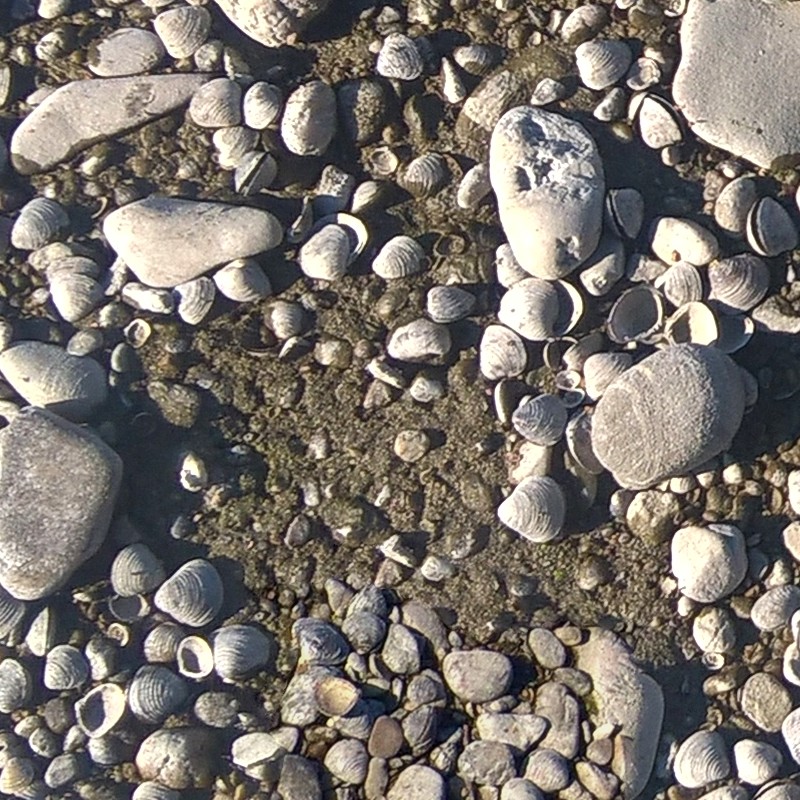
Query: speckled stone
458,740,517,785
136,727,218,789
740,673,792,733
442,650,513,704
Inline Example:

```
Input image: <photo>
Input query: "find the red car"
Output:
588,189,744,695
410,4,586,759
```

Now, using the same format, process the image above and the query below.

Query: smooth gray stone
213,0,330,48
136,727,218,789
475,713,548,752
10,74,208,174
0,342,107,421
574,628,664,800
442,650,513,704
103,196,283,288
277,755,322,800
0,407,122,600
87,28,166,77
533,682,580,759
387,764,445,800
458,740,517,785
592,344,745,490
674,0,800,169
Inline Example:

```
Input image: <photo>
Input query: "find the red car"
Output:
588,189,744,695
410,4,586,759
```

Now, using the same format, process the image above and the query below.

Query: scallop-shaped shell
0,586,25,645
607,284,665,344
0,757,36,796
655,261,703,307
173,277,216,326
707,254,769,314
85,636,118,681
751,585,800,632
176,634,215,679
566,409,604,474
456,163,491,210
575,39,632,90
154,559,224,628
497,476,566,543
0,659,31,714
25,606,55,657
583,352,632,401
143,622,186,664
665,301,719,347
313,213,368,265
372,236,428,279
242,82,282,130
213,126,259,170
49,272,104,323
299,225,351,282
75,683,126,738
636,93,683,149
324,739,369,785
350,180,389,215
734,739,782,786
605,187,644,239
377,33,423,80
234,151,278,196
153,6,210,58
293,618,349,665
746,197,799,257
714,176,757,238
267,300,305,339
11,197,69,251
651,216,720,266
188,78,242,128
781,708,800,770
398,153,449,198
341,610,387,655
44,644,90,691
213,259,271,301
452,43,498,75
132,782,180,800
426,285,476,323
498,278,560,342
211,624,275,682
479,325,527,381
512,394,567,446
281,80,337,156
110,543,165,597
314,675,360,716
673,730,730,789
128,665,188,724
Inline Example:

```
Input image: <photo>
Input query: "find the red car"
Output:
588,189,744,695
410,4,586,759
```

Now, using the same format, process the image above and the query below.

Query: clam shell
497,476,566,543
75,683,126,738
110,543,165,597
781,707,800,767
314,675,360,716
214,259,271,301
281,80,337,156
128,665,188,724
188,78,242,128
153,6,210,59
664,301,719,347
398,153,449,198
386,318,451,362
377,33,423,80
179,451,207,492
426,285,476,323
441,57,466,104
0,586,25,645
783,642,800,687
121,282,174,314
636,93,683,148
456,163,491,210
0,757,36,796
372,236,428,280
132,782,180,800
299,225,351,282
154,559,224,628
341,611,387,655
479,325,527,381
575,39,632,90
714,176,757,238
143,622,185,664
0,659,31,714
583,352,632,401
312,213,368,265
176,635,214,679
607,284,665,344
498,278,560,341
242,82,282,130
734,739,782,786
452,43,498,75
293,618,349,666
605,187,644,239
746,197,799,257
124,319,151,349
715,314,755,354
655,261,703,307
24,606,55,657
234,151,277,196
211,624,275,682
530,76,569,106
751,585,800,632
11,197,69,251
324,739,369,785
213,126,259,170
708,254,769,317
44,644,89,691
755,781,800,800
512,394,567,446
350,180,389,215
650,216,719,266
174,277,216,325
267,300,305,339
673,730,730,789
85,636,118,681
565,409,604,474
49,272,104,323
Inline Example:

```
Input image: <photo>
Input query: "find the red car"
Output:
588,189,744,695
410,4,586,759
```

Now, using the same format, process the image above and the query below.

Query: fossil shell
372,236,428,280
583,352,632,401
664,301,719,347
176,634,215,679
746,197,798,257
575,39,632,90
0,659,31,714
143,622,186,664
398,153,449,198
636,93,683,149
456,162,491,210
497,476,566,543
154,559,224,628
324,739,369,785
751,585,800,632
606,284,665,344
734,739,782,786
377,33,423,80
11,197,69,251
708,254,769,314
174,277,216,325
234,151,278,196
650,216,719,266
293,618,349,666
498,278,560,341
281,80,337,156
44,644,90,691
714,176,757,238
605,187,644,239
386,318,451,362
673,729,730,789
110,543,165,597
128,665,189,724
426,285,476,323
211,624,275,682
299,225,351,282
75,683,126,738
153,6,211,59
188,78,242,128
512,394,567,446
655,261,703,307
242,82,282,130
214,259,271,301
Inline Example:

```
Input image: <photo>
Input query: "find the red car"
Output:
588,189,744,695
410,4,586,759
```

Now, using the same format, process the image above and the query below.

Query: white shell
495,242,529,288
213,126,259,170
121,282,174,314
497,476,566,543
242,82,282,130
44,644,89,691
372,236,428,279
583,352,632,401
746,197,799,257
650,216,719,266
708,254,769,314
176,634,215,679
174,277,216,325
714,176,757,238
479,324,527,381
110,543,165,597
664,301,719,347
511,395,567,446
781,707,800,767
24,606,55,656
75,683,126,739
154,559,224,628
783,642,800,687
11,197,69,250
377,33,423,80
565,409,604,474
0,659,31,714
214,259,271,301
153,6,211,59
386,318,451,362
655,261,703,307
49,271,104,323
314,675,360,716
0,758,36,796
143,622,185,664
299,225,351,281
267,300,305,339
211,624,275,682
128,664,188,724
188,78,242,128
636,94,683,149
234,152,277,196
498,278,560,341
324,739,369,785
133,783,180,800
453,43,497,75
607,284,665,344
281,81,337,156
575,39,632,90
456,163,491,210
673,729,730,789
441,57,466,104
734,739,782,786
426,285,476,323
398,153,449,198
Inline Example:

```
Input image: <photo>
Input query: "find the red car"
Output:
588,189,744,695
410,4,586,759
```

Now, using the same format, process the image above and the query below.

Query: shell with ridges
188,78,242,128
0,757,36,796
143,621,185,664
398,153,449,198
299,225,351,282
498,278,560,341
511,395,567,446
452,44,497,75
242,82,282,130
49,272,104,323
174,277,216,325
747,197,799,257
0,659,31,714
153,6,210,59
293,618,349,666
372,236,428,280
132,782,180,800
673,729,730,789
575,39,632,90
714,176,757,238
211,624,276,682
377,34,423,80
75,683,126,738
214,259,272,301
479,324,527,381
733,739,782,786
497,476,566,543
0,586,25,645
583,352,632,401
44,644,89,691
751,585,800,632
324,739,369,785
128,664,189,724
110,543,165,597
708,254,769,314
655,261,703,307
566,409,604,474
11,197,69,251
24,606,55,656
154,558,224,628
426,285,476,323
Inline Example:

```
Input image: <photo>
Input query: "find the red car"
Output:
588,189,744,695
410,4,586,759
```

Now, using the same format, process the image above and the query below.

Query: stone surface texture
213,0,330,48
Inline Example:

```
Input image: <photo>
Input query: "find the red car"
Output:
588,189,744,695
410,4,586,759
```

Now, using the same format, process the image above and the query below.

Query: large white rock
489,106,604,280
213,0,330,48
10,74,208,175
673,0,800,169
103,196,283,288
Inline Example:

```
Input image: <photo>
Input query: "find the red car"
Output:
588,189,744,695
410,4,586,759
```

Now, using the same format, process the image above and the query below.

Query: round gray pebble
442,650,513,704
528,628,567,669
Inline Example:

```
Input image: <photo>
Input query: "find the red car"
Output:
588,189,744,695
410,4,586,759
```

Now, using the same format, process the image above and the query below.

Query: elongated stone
213,0,330,48
103,196,283,288
87,29,166,77
10,74,208,174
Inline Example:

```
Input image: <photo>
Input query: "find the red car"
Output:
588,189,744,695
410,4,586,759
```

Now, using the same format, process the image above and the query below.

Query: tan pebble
393,429,430,463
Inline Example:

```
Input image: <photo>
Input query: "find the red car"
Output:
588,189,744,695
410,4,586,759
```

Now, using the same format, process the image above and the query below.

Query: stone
368,716,403,758
442,650,513,704
103,196,283,288
489,106,604,280
457,740,517,785
625,490,681,545
135,727,218,789
592,344,745,490
475,713,548,752
381,624,421,674
10,74,208,174
528,628,567,669
533,682,580,759
213,0,330,48
387,764,445,800
740,673,792,733
277,755,321,800
0,407,121,600
673,0,800,169
501,778,545,800
87,29,166,77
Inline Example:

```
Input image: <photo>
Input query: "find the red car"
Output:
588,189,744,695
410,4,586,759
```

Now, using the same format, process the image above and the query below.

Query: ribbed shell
49,272,104,323
372,236,427,279
267,300,305,339
143,622,186,663
211,624,275,682
44,644,89,691
708,254,769,314
213,259,272,301
575,39,632,90
583,352,632,401
25,606,55,657
386,318,451,362
782,707,800,766
498,278,560,341
299,225,351,281
324,739,369,785
636,94,683,149
212,126,259,170
746,197,798,257
0,659,31,714
341,610,387,655
656,261,703,307
11,197,69,250
132,782,180,800
174,277,216,325
607,284,665,344
242,82,282,130
128,665,188,724
176,635,215,679
566,409,604,474
440,57,466,104
75,683,126,738
479,324,527,381
426,285,475,323
293,618,349,665
497,476,566,543
751,585,800,632
733,739,782,786
512,394,567,446
714,176,757,238
85,636,117,681
524,748,571,792
188,78,242,128
154,559,224,628
110,543,165,597
673,730,730,789
0,586,25,644
281,81,337,156
376,33,423,80
153,6,211,59
452,44,498,75
399,153,449,198
0,757,36,796
234,152,278,196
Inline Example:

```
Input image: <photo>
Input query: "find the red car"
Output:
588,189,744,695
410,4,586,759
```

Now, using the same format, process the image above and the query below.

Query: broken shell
75,683,126,738
44,644,89,691
636,93,683,149
281,81,337,156
575,39,632,90
479,324,527,381
372,236,428,280
398,153,449,198
456,163,491,210
651,217,719,266
0,659,31,714
565,409,604,474
512,395,568,446
176,635,215,679
377,33,424,80
110,543,165,597
11,197,69,250
314,675,360,716
214,259,271,301
426,286,476,323
714,176,757,238
123,319,152,349
733,739,782,786
583,352,632,401
128,665,188,724
673,729,730,789
664,301,719,347
498,476,566,543
498,278,560,341
655,261,703,307
605,187,644,239
242,82,282,130
708,254,769,314
153,6,211,59
154,559,224,628
174,277,216,325
607,284,665,344
746,197,799,257
211,624,275,682
178,451,207,492
234,151,277,196
121,282,174,314
299,225,351,282
188,78,242,128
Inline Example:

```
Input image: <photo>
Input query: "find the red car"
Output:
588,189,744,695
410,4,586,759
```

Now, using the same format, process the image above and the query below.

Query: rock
458,740,517,785
528,628,567,669
740,672,792,733
442,650,513,704
475,713,548,752
534,682,580,759
489,106,604,280
0,342,107,422
0,407,121,600
103,196,282,288
387,764,445,800
592,344,745,489
135,727,218,789
10,75,208,174
87,29,166,77
369,716,403,758
574,628,664,800
381,624,421,674
673,0,800,169
213,0,330,48
625,489,681,545
277,755,321,800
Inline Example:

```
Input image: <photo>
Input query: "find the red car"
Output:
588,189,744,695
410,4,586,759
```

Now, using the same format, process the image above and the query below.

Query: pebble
368,716,403,758
214,0,331,48
525,747,571,792
476,713,548,751
381,624,421,674
458,740,517,785
386,764,445,800
87,28,166,77
136,727,218,789
442,650,513,704
740,672,792,733
45,753,85,788
277,754,322,800
528,628,567,669
393,429,430,463
534,682,580,759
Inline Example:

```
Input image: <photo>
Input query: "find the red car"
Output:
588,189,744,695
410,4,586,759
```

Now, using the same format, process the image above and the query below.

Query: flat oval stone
10,74,208,174
442,650,513,704
103,196,283,288
87,29,166,77
490,106,604,280
593,344,745,489
740,672,792,733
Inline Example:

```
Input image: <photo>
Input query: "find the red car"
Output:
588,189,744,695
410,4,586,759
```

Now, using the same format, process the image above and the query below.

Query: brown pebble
368,715,404,758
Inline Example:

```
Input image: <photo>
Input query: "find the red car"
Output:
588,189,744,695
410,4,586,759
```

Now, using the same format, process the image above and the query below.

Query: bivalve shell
479,324,527,381
293,618,349,666
153,6,211,59
0,659,31,714
377,34,424,80
154,559,224,628
144,622,185,664
386,319,451,362
583,352,632,401
426,285,476,323
11,197,69,251
49,271,104,323
452,44,498,75
714,176,757,238
636,94,683,149
372,236,428,280
398,153,449,198
176,635,214,679
211,624,275,682
651,216,719,266
188,78,242,128
497,476,566,543
746,197,799,257
511,395,567,446
242,82,282,130
213,259,271,301
606,284,665,344
751,585,800,632
110,543,165,597
324,739,368,785
75,683,126,738
281,81,337,156
575,39,632,90
673,729,730,789
734,739,782,786
498,278,560,341
24,606,55,656
213,126,259,170
655,261,703,307
133,783,180,800
44,644,90,691
781,707,800,766
341,610,386,654
299,225,351,282
174,277,216,326
605,187,644,239
0,757,36,796
664,301,719,347
128,665,188,724
234,152,277,196
314,675,360,716
566,409,604,474
708,254,769,314
0,586,25,645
